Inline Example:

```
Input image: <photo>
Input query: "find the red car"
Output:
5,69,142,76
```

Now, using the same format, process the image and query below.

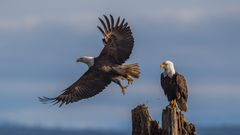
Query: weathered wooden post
161,105,178,135
131,104,161,135
131,104,196,135
161,105,196,135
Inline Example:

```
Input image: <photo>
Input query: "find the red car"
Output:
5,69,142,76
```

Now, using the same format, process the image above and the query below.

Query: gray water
0,126,239,135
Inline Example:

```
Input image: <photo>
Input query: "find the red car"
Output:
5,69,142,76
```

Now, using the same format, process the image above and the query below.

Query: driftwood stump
132,104,161,135
161,105,196,135
131,104,196,135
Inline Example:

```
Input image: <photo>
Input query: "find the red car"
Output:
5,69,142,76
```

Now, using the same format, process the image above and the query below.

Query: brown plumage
160,61,188,112
39,15,140,107
97,15,134,64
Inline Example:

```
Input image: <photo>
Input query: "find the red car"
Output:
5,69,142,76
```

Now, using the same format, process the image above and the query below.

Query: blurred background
0,0,240,135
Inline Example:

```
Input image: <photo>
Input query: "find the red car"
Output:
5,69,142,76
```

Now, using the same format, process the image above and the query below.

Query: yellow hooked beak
160,63,166,68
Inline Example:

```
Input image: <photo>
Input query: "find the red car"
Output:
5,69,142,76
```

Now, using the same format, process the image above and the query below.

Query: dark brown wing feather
176,73,188,111
97,15,134,65
39,68,111,107
176,73,188,101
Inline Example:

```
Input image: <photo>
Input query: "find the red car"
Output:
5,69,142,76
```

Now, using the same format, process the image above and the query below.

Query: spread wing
176,73,188,101
97,15,134,65
39,68,111,107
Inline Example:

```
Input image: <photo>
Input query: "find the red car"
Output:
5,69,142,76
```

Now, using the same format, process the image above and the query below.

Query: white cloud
0,16,40,30
1,4,240,31
135,4,240,25
0,13,97,31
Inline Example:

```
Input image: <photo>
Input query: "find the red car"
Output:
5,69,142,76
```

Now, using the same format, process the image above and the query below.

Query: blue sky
0,0,240,130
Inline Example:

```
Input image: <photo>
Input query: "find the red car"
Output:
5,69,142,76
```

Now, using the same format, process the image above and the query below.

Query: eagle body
160,61,188,112
39,15,140,107
161,73,178,102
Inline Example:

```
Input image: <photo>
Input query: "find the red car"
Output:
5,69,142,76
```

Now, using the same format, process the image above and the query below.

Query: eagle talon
170,99,177,108
121,85,128,95
126,76,133,84
127,80,133,85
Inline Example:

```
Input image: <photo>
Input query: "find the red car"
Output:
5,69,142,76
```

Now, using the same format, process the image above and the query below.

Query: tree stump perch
132,104,196,135
162,105,178,135
132,104,161,135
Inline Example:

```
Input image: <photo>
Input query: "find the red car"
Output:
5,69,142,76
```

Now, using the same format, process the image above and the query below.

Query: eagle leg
173,99,177,107
111,64,139,85
170,99,177,108
112,76,128,95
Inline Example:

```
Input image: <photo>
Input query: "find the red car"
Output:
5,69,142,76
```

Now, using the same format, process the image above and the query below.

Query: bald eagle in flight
160,60,188,112
39,15,140,107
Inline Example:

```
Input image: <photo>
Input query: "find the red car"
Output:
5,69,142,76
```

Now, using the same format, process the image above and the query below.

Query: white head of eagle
76,56,94,67
160,60,176,78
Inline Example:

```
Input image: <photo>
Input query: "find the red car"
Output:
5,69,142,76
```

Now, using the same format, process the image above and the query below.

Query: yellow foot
170,99,177,108
126,75,133,84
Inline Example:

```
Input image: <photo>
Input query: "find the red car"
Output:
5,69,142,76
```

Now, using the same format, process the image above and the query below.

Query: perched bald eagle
160,60,188,112
39,15,140,107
